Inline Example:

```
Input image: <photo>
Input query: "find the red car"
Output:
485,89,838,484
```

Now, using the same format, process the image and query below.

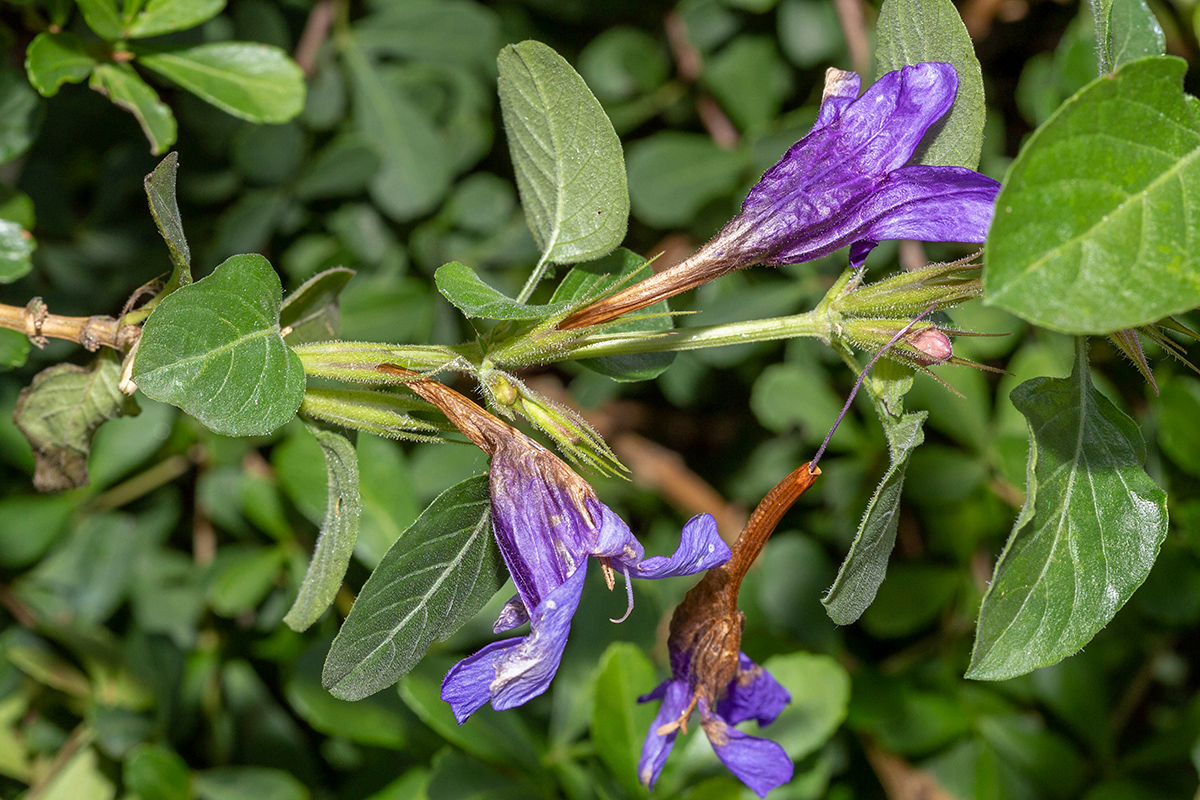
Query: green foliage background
1,0,1200,799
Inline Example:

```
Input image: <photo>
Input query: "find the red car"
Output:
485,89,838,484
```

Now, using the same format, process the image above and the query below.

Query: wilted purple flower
378,364,732,723
438,432,731,724
635,464,821,797
640,653,793,797
560,62,1000,330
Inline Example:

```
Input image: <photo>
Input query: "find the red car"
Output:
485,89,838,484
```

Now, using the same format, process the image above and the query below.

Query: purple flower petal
638,679,692,789
441,639,516,724
741,63,959,223
489,449,593,609
716,654,791,727
490,563,587,710
442,564,588,722
840,164,1001,266
493,594,529,633
814,68,861,129
633,514,731,579
590,500,645,563
702,710,794,798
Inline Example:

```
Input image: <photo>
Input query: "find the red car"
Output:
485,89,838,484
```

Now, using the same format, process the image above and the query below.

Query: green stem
515,249,553,305
292,342,470,383
553,309,832,361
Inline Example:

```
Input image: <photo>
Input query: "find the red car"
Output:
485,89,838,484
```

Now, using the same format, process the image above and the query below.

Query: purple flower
639,653,793,798
721,62,1000,270
441,434,731,723
559,62,1000,331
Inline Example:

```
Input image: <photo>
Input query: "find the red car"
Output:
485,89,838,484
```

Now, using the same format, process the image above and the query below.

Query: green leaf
194,767,309,800
89,63,176,156
25,32,97,97
875,0,986,169
353,0,501,69
822,410,926,624
398,661,543,772
1157,376,1200,476
0,218,35,283
284,670,408,749
76,0,124,39
126,0,226,38
985,57,1200,333
703,36,791,133
0,69,41,166
135,42,305,124
589,643,656,798
39,747,115,800
342,35,452,222
322,474,505,700
14,355,139,492
283,427,361,632
1107,0,1165,70
123,744,192,800
497,40,630,264
435,261,564,320
626,132,747,228
554,248,675,381
207,545,284,617
967,342,1168,680
144,152,191,288
0,328,29,372
759,652,850,760
280,266,355,345
133,253,305,437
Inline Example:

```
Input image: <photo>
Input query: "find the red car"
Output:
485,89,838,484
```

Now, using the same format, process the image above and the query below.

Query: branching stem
0,299,139,352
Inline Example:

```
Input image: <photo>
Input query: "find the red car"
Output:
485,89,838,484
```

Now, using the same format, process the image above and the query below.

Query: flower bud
831,260,981,319
837,318,955,368
515,387,628,478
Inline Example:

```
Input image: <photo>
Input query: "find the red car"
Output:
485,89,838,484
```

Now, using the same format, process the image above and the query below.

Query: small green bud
833,261,981,318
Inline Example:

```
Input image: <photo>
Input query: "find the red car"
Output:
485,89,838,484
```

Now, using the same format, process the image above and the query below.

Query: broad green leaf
0,328,29,372
626,132,747,228
0,218,34,283
133,253,305,437
283,427,361,632
553,248,675,381
342,35,452,221
123,744,191,800
89,63,176,155
194,767,309,800
14,355,139,492
322,475,506,700
135,42,305,124
207,545,284,617
284,671,408,749
353,0,501,69
759,652,850,760
985,57,1200,333
1107,0,1165,70
39,747,115,800
144,152,191,288
435,261,564,320
876,0,986,169
497,40,629,264
589,643,656,798
1157,376,1200,476
703,36,791,133
280,266,355,344
0,69,41,166
25,33,97,97
76,0,124,39
126,0,226,38
398,661,543,772
822,410,926,624
967,343,1168,680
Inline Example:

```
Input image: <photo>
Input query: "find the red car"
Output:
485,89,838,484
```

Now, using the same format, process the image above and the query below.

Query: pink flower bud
907,328,953,364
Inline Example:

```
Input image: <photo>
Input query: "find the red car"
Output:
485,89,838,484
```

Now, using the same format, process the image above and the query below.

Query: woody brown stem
0,299,139,351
